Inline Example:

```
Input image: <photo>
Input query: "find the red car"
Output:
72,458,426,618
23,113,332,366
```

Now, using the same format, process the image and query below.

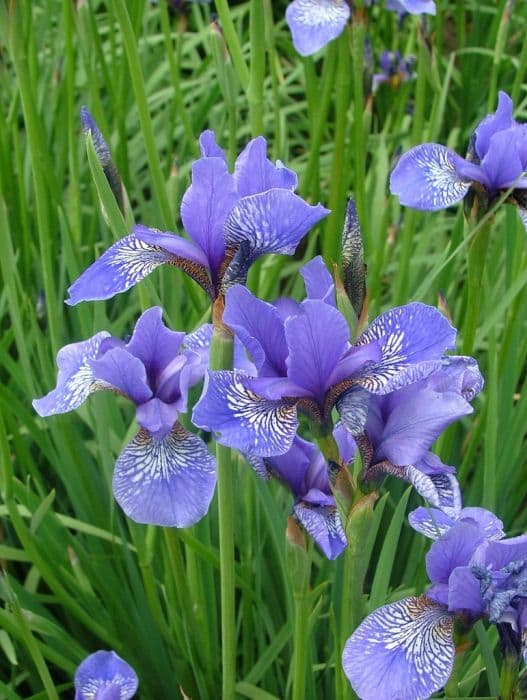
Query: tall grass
1,0,527,697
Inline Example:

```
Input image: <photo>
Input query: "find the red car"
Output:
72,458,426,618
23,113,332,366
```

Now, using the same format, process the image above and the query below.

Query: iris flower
390,91,527,228
343,508,527,699
250,436,348,559
33,307,216,528
67,130,328,305
334,354,483,507
75,650,138,700
192,256,463,459
285,0,435,57
372,50,416,92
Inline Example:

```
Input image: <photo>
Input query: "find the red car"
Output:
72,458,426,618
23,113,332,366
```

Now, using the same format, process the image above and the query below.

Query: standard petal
233,136,297,196
33,331,112,416
89,347,152,405
74,650,138,700
474,91,514,160
223,285,288,377
293,500,346,560
480,128,526,190
125,307,185,380
390,143,472,210
426,522,487,585
199,129,227,161
342,595,454,700
356,302,457,394
447,566,485,617
181,157,239,279
285,0,350,57
135,398,180,441
113,425,216,528
192,371,299,456
372,383,473,466
66,234,179,305
223,189,329,260
285,300,349,402
459,507,505,541
300,255,335,305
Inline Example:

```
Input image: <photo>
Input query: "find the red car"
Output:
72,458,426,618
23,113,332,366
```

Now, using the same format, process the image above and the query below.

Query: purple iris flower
372,50,416,92
343,511,527,699
66,130,328,305
285,0,435,57
390,91,527,228
33,307,216,528
251,436,348,559
75,650,138,700
336,354,483,507
192,256,463,459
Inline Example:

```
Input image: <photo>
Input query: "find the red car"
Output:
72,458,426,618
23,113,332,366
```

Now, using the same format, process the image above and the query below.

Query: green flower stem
210,316,236,700
323,30,352,262
474,621,500,697
292,587,309,700
487,0,510,112
214,0,250,91
462,215,493,354
248,0,265,137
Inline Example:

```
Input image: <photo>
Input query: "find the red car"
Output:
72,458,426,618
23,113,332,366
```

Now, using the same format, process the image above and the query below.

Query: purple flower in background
386,0,436,15
75,650,138,700
343,512,527,698
390,91,527,228
193,256,462,459
337,355,483,507
372,50,416,92
67,130,328,305
285,0,351,56
251,437,348,559
285,0,435,57
33,307,216,528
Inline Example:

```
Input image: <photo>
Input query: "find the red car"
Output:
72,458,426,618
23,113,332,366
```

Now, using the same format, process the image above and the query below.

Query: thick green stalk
286,520,311,700
210,322,236,699
110,0,173,229
213,0,250,90
248,0,265,137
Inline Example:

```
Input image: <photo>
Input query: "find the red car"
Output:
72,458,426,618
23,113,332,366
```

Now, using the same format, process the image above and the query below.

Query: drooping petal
458,507,505,540
285,299,349,402
112,425,216,528
474,91,514,160
223,285,288,377
293,500,346,560
223,189,329,261
336,387,371,436
125,307,186,381
180,157,239,280
74,650,138,700
233,136,297,196
192,371,299,456
356,303,456,394
409,507,456,540
89,348,152,405
343,596,454,700
300,255,335,305
394,0,436,14
285,0,351,57
66,232,202,305
390,143,472,210
33,331,112,416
